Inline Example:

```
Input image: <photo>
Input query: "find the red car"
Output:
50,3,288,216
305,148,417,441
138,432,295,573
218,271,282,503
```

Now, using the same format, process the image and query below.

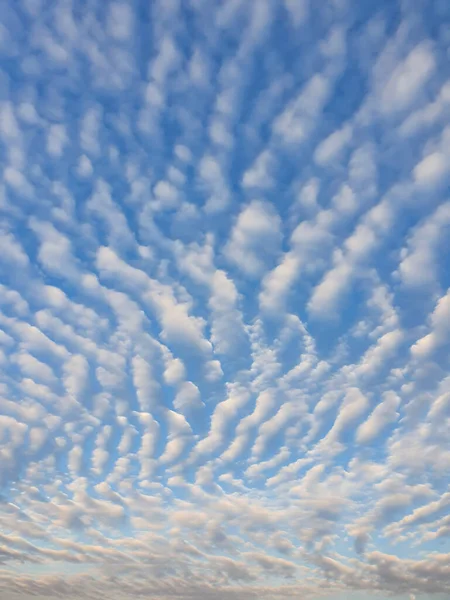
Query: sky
0,0,449,599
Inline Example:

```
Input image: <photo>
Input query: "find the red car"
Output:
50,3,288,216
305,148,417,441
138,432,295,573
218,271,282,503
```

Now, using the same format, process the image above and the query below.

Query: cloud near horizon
0,1,449,599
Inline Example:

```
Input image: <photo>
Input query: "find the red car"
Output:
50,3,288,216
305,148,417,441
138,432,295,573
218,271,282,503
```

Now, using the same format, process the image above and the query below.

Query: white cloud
63,354,89,401
175,144,192,163
204,359,223,382
131,355,160,412
273,74,331,144
29,218,80,280
413,150,448,187
0,231,29,268
96,246,213,355
13,351,56,384
353,329,404,379
221,390,276,463
153,179,181,210
284,0,309,26
259,252,300,312
47,124,67,157
313,388,369,456
379,42,436,114
191,385,250,461
108,2,134,40
260,178,370,314
13,320,70,360
411,289,450,357
242,150,274,189
397,201,450,287
68,444,83,475
199,154,230,213
356,392,400,444
163,357,186,386
159,409,192,465
308,199,395,317
224,200,282,278
92,426,112,475
314,123,352,166
399,80,450,137
295,178,320,213
250,401,297,460
134,412,159,478
174,381,203,413
87,179,136,248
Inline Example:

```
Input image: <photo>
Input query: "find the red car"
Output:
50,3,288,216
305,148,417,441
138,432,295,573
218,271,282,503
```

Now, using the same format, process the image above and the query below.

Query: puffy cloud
313,388,369,456
356,391,400,444
132,355,160,412
397,201,450,288
191,385,251,461
198,154,230,213
411,289,450,357
163,357,186,386
159,409,193,465
413,151,448,186
174,381,203,413
12,351,56,384
308,199,395,318
379,42,436,114
63,354,89,400
273,74,332,145
314,123,352,166
242,150,275,189
29,218,81,281
224,200,282,278
0,231,29,268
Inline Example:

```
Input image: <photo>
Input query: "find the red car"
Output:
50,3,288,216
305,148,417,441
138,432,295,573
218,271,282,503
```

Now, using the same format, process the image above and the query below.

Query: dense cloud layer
0,1,449,599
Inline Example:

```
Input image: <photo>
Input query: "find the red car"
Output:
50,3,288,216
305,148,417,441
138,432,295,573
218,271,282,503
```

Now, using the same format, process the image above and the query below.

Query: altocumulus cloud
0,1,449,600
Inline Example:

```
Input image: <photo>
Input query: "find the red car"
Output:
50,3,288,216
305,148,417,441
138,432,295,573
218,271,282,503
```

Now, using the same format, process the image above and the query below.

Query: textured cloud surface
0,1,449,599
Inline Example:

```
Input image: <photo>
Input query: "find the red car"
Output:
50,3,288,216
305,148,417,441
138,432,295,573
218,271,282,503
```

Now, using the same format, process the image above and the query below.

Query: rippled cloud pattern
0,1,449,599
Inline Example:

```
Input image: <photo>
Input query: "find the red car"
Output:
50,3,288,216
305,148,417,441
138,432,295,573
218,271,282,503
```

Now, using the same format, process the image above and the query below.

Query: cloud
411,289,450,358
132,355,160,412
190,384,251,461
198,154,230,213
107,2,134,41
242,150,275,189
163,357,186,385
399,80,450,137
0,230,30,268
12,350,56,384
175,237,247,355
0,2,449,599
224,200,282,278
397,201,450,287
414,152,448,187
87,179,136,249
63,354,89,400
308,199,395,318
273,74,332,145
314,123,352,166
379,42,436,114
312,388,369,456
356,391,400,444
284,0,309,26
174,381,203,413
29,218,81,281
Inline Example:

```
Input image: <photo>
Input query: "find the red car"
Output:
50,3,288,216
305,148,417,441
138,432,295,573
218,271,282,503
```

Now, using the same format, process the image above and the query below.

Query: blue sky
0,0,449,598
